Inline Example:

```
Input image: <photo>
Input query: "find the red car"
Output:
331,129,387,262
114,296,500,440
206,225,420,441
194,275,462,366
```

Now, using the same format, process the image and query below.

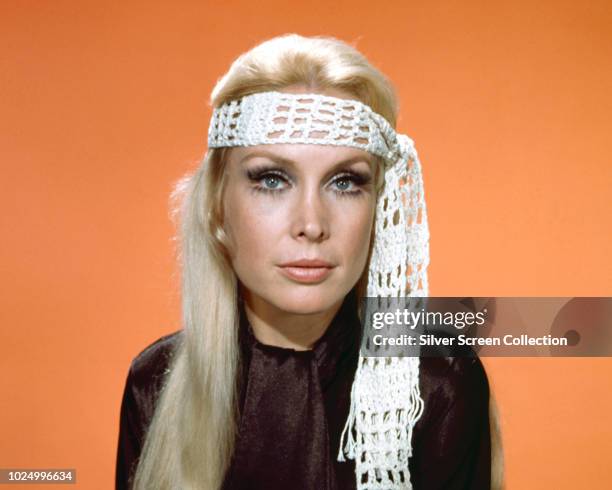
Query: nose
290,185,329,242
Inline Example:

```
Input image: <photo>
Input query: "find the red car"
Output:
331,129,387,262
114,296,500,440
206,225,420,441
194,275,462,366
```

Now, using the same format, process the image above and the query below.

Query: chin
270,287,346,316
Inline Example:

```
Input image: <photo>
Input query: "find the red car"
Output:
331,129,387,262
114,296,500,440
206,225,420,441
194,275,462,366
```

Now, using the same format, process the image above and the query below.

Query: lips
279,258,334,268
278,259,335,284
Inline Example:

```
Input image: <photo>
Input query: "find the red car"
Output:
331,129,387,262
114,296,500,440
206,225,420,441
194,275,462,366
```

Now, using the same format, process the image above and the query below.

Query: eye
330,171,371,197
333,176,355,192
246,166,291,195
261,174,285,190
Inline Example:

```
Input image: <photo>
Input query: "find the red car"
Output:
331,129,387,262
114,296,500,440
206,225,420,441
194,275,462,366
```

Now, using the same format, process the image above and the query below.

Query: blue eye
246,167,290,195
330,172,370,197
262,175,284,189
333,177,353,192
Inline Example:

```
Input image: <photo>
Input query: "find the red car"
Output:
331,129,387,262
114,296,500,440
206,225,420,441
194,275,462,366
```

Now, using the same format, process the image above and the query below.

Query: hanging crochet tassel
337,356,363,462
336,134,429,490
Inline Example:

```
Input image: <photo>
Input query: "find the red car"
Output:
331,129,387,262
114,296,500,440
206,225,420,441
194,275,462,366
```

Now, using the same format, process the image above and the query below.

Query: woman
116,33,501,489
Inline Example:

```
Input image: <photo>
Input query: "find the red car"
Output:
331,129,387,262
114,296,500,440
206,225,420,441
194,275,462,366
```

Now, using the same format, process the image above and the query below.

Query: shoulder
410,357,492,486
129,330,183,393
116,331,183,484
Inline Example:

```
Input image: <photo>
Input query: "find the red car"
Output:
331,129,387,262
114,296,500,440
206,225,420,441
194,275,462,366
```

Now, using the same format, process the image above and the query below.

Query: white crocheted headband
208,91,430,490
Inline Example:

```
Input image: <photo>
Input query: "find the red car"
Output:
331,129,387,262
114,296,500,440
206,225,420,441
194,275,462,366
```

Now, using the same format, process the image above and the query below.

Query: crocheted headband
208,91,430,490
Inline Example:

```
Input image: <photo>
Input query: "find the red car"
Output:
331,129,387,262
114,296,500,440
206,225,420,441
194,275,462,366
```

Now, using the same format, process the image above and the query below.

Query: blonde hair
131,33,504,489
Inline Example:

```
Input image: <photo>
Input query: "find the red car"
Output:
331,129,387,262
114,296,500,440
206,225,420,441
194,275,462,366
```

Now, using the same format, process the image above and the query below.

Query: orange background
1,1,611,488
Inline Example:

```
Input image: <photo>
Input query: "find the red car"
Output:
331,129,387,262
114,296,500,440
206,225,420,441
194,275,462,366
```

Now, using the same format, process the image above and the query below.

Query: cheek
337,202,375,264
224,188,285,262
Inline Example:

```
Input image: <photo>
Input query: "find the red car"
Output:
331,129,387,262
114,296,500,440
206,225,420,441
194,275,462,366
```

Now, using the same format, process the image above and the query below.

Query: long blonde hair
132,33,504,489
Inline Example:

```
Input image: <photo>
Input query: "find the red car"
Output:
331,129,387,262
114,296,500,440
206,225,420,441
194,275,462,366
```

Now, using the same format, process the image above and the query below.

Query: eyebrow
238,149,375,171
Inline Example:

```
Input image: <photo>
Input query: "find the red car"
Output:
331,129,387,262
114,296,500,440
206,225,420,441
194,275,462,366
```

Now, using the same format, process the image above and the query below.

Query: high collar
237,290,361,390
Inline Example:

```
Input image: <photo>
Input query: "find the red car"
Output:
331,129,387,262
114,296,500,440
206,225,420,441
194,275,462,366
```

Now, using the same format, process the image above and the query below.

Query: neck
241,292,345,351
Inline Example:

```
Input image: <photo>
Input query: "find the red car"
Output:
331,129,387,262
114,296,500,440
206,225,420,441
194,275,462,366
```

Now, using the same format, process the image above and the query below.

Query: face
222,92,378,317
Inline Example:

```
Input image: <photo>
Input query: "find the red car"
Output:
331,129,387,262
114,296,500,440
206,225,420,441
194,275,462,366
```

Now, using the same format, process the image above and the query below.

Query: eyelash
246,166,370,198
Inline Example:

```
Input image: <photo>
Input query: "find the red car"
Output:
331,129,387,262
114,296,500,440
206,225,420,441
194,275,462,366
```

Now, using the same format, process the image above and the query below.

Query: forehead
227,143,377,170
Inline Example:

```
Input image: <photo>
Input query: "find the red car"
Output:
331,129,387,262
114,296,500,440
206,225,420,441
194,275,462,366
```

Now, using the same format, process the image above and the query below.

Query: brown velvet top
116,292,491,489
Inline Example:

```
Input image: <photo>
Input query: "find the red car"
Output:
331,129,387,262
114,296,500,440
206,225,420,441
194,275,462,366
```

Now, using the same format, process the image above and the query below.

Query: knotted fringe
337,356,424,489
